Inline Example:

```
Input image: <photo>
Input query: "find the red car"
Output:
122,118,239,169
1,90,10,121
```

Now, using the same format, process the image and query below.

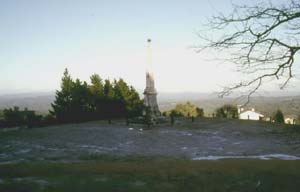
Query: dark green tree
50,68,75,123
3,106,23,126
2,107,42,128
144,106,153,128
216,104,238,119
113,79,129,118
196,107,204,117
50,69,145,124
103,79,115,123
216,107,226,118
274,109,284,124
69,79,92,122
170,110,176,125
113,79,144,119
89,74,105,119
104,79,114,99
90,74,104,96
126,86,144,118
24,109,42,128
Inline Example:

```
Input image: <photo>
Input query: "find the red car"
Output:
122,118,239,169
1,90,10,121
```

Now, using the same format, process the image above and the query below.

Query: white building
284,115,297,125
238,107,264,121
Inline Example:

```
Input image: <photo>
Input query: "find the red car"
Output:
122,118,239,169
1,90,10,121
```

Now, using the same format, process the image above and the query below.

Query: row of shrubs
0,107,55,128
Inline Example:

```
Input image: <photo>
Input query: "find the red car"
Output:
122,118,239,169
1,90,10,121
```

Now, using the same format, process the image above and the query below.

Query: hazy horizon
1,89,300,98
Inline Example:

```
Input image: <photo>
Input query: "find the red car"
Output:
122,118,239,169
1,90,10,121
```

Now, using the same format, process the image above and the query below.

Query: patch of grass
0,157,300,192
0,178,39,192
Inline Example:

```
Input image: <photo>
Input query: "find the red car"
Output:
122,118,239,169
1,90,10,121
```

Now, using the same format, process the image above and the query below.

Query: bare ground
1,118,300,163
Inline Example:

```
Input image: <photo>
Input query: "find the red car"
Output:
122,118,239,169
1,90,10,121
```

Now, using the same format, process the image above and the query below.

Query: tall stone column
143,39,160,116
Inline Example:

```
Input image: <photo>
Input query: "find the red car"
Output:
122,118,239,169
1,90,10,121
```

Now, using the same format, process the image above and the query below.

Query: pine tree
114,79,144,118
216,105,238,119
113,79,128,117
90,74,104,96
50,69,145,124
50,68,74,123
89,74,104,119
103,79,114,99
274,109,284,124
127,86,144,117
70,79,92,122
103,79,115,121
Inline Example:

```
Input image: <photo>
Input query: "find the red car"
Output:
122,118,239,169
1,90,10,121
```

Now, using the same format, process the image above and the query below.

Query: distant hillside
162,96,300,117
246,96,300,117
158,93,300,117
0,91,212,114
0,92,55,114
0,91,299,117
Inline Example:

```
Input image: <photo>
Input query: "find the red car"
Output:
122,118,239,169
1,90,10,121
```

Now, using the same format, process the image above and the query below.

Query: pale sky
0,0,299,94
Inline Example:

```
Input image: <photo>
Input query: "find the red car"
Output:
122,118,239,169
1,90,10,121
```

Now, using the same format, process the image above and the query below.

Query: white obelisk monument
143,39,160,116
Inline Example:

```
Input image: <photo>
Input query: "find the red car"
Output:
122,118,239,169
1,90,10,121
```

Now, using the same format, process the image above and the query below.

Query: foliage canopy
50,69,144,124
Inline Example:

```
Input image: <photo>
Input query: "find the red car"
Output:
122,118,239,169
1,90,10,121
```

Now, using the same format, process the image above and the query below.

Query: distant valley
0,91,300,117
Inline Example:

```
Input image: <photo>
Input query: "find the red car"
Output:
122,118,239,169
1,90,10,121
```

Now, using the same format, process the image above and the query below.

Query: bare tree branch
197,0,300,105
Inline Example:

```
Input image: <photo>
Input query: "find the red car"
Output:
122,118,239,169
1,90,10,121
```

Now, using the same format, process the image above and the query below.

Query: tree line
50,69,144,124
0,68,298,128
0,107,45,128
0,69,145,128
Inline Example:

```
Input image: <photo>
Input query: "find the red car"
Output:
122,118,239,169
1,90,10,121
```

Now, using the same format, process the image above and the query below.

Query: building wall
285,118,296,125
239,111,263,121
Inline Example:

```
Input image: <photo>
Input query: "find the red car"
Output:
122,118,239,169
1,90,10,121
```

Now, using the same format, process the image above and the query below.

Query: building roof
240,110,264,117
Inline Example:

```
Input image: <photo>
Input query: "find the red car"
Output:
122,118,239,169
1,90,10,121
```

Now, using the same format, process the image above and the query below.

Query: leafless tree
197,0,300,104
